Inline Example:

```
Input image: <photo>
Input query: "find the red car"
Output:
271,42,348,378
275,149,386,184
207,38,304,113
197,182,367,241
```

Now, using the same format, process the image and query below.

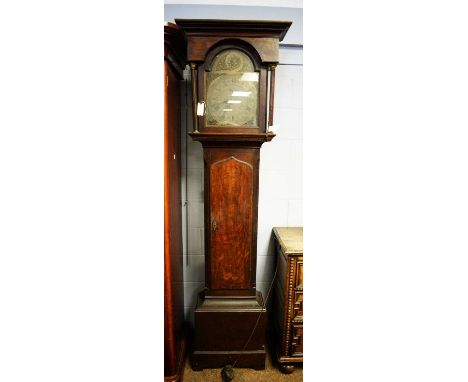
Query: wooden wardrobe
164,22,186,382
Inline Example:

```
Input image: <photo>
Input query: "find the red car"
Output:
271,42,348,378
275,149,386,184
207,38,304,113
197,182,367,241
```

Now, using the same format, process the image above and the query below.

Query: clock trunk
205,147,259,294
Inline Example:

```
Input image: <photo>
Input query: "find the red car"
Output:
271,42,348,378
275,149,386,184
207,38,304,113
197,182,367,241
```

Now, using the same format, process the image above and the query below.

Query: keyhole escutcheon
212,218,217,232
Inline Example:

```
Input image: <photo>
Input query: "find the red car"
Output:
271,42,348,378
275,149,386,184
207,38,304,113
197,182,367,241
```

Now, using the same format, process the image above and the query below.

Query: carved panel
293,291,303,319
291,323,303,356
295,259,303,290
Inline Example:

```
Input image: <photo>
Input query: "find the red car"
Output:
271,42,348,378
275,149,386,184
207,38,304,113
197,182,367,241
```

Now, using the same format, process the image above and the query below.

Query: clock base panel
191,290,266,370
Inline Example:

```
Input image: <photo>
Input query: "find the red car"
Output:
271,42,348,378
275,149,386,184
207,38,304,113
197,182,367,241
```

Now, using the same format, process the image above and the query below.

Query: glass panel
206,49,259,127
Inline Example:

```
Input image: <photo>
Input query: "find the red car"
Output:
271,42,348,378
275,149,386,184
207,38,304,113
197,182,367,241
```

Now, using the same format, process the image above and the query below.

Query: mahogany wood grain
164,23,186,382
210,157,253,289
202,147,260,296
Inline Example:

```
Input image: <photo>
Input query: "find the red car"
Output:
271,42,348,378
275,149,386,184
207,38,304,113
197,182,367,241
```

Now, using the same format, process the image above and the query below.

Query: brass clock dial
205,49,259,127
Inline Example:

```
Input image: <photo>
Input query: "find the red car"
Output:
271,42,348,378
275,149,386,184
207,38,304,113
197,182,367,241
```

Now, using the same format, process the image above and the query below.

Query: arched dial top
205,49,259,128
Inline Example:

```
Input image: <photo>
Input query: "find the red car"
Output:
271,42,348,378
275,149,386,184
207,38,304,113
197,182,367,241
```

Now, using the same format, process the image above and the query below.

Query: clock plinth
191,291,266,370
175,18,291,371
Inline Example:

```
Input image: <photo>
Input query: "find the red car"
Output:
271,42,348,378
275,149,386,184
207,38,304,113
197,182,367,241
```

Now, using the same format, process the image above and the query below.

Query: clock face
205,49,259,127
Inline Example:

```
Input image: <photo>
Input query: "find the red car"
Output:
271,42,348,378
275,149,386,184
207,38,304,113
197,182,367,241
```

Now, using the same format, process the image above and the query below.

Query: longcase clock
175,19,291,371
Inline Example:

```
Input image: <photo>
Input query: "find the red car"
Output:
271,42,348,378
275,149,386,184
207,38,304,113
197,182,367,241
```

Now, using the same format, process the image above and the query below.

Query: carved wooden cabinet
175,19,291,371
272,227,303,374
164,22,186,382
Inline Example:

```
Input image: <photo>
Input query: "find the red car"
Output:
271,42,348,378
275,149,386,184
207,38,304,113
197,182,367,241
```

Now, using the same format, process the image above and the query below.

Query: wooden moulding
188,132,275,144
175,19,291,39
175,19,292,63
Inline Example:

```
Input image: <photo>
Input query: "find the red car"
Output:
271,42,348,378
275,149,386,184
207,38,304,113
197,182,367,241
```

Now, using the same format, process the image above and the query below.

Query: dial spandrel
206,49,259,127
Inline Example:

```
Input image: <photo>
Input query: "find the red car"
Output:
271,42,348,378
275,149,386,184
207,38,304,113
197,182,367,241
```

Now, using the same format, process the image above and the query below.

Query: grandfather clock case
176,19,291,370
